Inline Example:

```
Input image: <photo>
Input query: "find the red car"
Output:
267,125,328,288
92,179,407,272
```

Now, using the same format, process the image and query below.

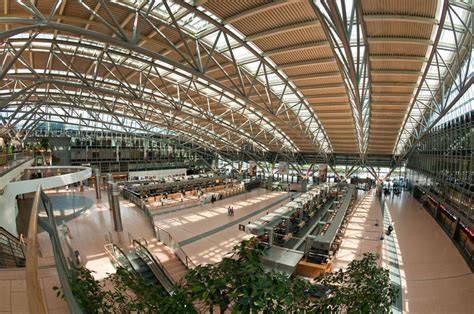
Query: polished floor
154,189,291,264
332,190,383,270
384,192,473,313
0,265,69,313
334,189,473,313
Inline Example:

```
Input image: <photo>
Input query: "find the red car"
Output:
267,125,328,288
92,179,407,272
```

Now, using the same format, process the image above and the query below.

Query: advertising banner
319,164,328,183
278,162,289,174
248,161,257,176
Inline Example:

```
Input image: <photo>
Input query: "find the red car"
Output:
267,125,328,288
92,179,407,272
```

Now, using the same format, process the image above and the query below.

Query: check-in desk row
245,183,337,248
303,185,355,265
123,173,228,197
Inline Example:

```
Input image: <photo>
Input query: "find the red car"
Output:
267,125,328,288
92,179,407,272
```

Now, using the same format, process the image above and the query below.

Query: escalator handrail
132,240,176,291
104,243,133,271
154,225,196,269
133,239,176,293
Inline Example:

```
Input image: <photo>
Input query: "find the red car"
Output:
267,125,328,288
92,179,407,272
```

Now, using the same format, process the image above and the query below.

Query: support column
451,218,460,240
109,182,123,232
94,168,101,200
301,178,308,192
107,174,114,211
265,176,273,190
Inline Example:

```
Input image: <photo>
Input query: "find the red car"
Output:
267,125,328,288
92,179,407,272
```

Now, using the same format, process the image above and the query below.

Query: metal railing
0,227,26,268
154,225,196,269
104,243,133,271
0,152,34,176
132,240,175,293
27,186,82,313
123,185,200,270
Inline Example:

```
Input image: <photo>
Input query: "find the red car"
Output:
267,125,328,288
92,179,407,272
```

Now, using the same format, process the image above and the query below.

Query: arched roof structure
0,0,472,167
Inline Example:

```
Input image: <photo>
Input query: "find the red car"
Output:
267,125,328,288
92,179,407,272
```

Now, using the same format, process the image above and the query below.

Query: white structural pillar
109,182,123,232
94,168,101,200
106,173,113,211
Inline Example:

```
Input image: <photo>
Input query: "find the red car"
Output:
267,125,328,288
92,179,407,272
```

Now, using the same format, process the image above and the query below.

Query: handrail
132,240,175,292
0,227,26,268
0,152,33,176
25,186,47,314
0,226,23,243
122,189,197,269
154,225,196,269
137,237,148,247
104,243,133,271
36,188,83,313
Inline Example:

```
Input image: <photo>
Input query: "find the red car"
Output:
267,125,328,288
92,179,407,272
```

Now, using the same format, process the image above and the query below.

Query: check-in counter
246,213,283,248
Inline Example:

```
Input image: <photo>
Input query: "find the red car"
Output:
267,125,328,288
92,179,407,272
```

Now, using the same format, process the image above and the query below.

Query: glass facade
406,110,473,228
28,129,215,173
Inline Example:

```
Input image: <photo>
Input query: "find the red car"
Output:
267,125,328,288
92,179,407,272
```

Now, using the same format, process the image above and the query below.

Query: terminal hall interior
0,0,472,313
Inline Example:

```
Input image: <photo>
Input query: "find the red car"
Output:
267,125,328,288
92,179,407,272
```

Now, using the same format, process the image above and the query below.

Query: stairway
0,227,26,268
127,252,160,286
149,242,188,284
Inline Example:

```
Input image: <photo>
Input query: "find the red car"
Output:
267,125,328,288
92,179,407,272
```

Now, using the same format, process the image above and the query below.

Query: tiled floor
384,192,473,313
332,190,383,270
37,187,155,280
154,189,292,265
0,267,69,313
333,189,473,313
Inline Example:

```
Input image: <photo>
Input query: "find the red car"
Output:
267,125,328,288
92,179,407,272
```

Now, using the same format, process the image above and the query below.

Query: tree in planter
54,266,193,313
313,253,396,313
183,241,395,313
39,138,49,150
183,239,317,313
55,239,394,313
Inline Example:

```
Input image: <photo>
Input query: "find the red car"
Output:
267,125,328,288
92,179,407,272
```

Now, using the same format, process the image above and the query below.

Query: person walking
387,221,394,236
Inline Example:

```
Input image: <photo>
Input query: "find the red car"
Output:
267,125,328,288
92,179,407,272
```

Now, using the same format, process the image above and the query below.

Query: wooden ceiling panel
232,2,316,35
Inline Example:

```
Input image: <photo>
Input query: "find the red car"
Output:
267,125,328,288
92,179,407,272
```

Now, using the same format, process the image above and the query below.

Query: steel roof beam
367,37,433,45
278,58,336,70
174,0,333,157
369,56,428,62
363,15,438,25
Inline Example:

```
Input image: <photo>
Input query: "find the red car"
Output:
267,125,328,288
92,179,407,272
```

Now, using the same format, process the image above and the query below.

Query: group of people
210,193,223,204
227,206,235,216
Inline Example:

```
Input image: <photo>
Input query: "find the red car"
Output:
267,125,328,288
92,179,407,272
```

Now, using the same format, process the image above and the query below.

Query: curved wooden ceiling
0,0,470,162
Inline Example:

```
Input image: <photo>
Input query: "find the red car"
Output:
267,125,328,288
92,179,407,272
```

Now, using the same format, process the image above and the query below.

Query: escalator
105,240,175,294
0,227,26,268
132,240,175,293
127,251,160,287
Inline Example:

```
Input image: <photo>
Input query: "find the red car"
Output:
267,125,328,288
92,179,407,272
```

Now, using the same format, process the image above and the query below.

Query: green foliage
53,267,108,313
39,138,49,150
313,253,396,313
54,266,194,313
182,239,316,313
55,240,395,313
